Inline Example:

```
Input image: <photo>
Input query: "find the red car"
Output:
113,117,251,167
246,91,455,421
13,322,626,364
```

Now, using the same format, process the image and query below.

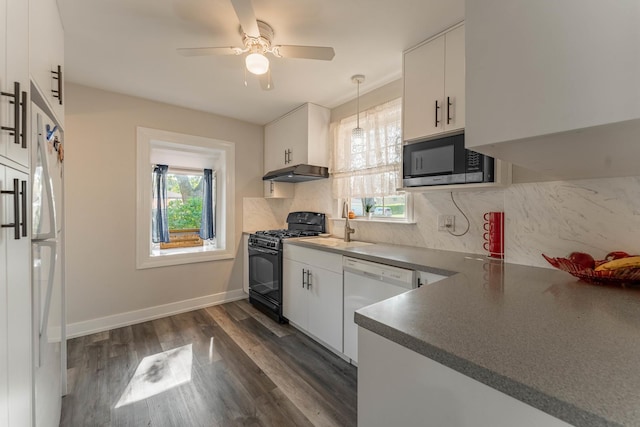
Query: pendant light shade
351,75,365,144
246,53,269,75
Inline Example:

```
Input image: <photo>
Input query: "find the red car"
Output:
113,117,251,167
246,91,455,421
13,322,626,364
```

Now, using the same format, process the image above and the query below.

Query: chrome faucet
342,201,355,242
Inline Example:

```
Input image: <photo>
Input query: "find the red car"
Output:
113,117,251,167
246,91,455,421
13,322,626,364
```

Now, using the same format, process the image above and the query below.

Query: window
151,168,216,253
165,170,205,231
331,98,409,220
136,127,235,269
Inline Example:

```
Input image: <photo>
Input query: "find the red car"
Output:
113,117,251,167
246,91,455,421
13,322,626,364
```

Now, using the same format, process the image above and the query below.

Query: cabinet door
3,166,31,427
466,0,640,150
264,120,290,173
30,0,65,126
403,36,445,142
443,25,465,132
282,258,307,329
4,0,29,167
281,105,309,166
0,0,6,161
263,181,294,198
0,165,8,426
307,267,343,352
306,104,330,167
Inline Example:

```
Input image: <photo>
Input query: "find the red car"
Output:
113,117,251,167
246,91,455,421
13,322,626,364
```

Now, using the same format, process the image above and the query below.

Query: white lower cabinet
0,164,31,427
358,328,572,427
283,245,343,352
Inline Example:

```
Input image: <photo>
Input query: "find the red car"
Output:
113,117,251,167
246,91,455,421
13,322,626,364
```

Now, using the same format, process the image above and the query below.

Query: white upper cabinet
263,180,294,199
1,0,29,168
30,0,65,127
403,23,465,142
465,0,640,180
264,103,330,173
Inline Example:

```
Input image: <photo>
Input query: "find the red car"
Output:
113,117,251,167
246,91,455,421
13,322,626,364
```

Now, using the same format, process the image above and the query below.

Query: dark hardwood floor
60,300,357,427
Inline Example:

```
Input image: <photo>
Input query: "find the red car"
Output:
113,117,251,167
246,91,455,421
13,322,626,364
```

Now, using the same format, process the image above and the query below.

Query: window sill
137,246,234,269
330,218,416,225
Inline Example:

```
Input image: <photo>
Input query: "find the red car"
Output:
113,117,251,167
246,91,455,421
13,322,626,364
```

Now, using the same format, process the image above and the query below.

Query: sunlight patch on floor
115,344,193,408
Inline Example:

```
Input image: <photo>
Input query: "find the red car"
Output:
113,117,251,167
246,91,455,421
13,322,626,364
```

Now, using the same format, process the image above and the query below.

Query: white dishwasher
343,257,416,363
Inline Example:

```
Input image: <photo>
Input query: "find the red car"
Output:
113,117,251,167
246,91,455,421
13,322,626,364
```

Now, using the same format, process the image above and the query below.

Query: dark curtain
199,168,216,240
152,164,170,243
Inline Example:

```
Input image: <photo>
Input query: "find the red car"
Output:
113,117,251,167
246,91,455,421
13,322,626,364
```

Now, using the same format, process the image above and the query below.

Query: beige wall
65,83,263,328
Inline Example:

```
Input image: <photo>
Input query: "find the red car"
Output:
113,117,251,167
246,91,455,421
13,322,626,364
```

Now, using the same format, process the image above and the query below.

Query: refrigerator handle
20,180,27,237
20,90,28,149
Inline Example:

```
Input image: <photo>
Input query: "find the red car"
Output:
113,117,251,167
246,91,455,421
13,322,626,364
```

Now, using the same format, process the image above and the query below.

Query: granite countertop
286,238,640,427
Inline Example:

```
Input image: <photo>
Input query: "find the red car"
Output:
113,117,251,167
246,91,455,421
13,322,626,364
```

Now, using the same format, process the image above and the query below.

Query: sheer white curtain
331,98,402,199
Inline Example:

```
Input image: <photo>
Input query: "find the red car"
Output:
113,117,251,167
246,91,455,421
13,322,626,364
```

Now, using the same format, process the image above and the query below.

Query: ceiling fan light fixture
245,52,269,75
351,74,365,144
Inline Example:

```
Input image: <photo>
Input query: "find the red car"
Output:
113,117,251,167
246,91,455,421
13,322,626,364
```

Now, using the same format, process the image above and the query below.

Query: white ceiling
58,0,464,125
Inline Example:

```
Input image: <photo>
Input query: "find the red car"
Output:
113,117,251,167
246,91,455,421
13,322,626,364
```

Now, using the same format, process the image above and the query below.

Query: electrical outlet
437,215,455,232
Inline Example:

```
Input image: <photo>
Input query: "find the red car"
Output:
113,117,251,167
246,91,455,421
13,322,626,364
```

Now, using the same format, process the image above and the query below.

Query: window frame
331,98,413,223
136,127,235,269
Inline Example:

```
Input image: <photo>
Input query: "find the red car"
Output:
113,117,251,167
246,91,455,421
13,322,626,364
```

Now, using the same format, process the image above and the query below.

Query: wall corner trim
66,289,247,339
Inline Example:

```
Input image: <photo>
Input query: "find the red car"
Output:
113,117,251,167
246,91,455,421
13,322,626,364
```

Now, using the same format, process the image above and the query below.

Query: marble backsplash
244,176,640,269
505,176,640,267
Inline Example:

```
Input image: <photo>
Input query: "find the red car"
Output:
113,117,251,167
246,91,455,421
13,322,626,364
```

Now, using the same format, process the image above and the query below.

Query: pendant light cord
356,79,360,128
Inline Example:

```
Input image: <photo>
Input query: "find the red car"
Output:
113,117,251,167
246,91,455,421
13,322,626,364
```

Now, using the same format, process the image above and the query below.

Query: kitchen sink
303,237,374,248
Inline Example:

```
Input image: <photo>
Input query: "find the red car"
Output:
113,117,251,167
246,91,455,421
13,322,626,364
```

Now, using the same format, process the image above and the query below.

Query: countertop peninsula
285,238,640,427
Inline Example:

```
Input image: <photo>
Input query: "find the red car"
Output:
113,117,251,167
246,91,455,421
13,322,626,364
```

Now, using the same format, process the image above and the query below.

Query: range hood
262,164,329,183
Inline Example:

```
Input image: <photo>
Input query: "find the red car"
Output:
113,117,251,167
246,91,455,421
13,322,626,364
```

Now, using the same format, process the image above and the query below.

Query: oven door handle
248,246,279,256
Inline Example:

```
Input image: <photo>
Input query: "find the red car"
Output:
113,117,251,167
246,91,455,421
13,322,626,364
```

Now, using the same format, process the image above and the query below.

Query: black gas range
248,211,326,323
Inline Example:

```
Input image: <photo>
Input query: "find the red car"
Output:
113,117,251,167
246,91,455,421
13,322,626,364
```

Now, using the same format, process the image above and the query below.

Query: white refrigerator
31,101,65,427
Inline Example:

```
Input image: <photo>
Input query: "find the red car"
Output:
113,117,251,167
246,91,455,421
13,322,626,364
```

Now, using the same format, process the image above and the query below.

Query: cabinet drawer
283,245,342,274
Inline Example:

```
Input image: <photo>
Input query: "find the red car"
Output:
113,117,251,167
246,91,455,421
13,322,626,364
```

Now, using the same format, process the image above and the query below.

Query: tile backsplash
244,176,640,269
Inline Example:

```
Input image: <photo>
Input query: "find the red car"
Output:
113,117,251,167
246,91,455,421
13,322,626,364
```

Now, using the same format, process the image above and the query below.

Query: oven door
248,245,281,305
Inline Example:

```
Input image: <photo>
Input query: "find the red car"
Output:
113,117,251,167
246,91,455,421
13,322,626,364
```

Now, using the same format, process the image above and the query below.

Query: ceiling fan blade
230,0,260,38
273,45,335,61
259,73,274,91
177,47,242,57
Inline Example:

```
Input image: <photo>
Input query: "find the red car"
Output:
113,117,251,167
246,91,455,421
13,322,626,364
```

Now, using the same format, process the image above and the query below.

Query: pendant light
351,74,365,144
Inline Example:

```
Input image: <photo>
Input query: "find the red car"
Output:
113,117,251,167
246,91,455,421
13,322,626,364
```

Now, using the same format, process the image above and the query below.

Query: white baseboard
66,289,247,339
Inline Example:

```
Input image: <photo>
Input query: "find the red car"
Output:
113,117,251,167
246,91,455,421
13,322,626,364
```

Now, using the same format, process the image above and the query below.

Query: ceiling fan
177,0,336,90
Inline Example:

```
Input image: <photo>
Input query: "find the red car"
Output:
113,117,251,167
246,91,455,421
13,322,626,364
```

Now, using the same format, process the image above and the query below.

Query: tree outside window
165,172,203,230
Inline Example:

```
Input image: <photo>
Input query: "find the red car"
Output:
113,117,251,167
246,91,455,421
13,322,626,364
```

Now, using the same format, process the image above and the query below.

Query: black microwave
402,132,494,187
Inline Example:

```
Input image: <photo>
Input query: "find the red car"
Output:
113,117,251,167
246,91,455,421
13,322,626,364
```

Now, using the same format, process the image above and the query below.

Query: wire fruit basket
542,254,640,287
